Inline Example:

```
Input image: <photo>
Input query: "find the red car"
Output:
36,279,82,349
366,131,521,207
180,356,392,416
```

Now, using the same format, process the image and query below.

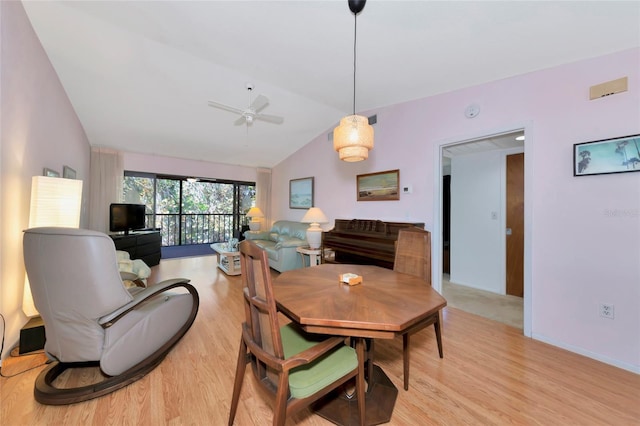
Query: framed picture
574,134,640,176
63,165,77,179
289,177,314,209
357,169,400,201
43,168,59,177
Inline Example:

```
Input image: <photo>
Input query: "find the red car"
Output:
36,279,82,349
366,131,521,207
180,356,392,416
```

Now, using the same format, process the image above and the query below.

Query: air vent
589,77,628,100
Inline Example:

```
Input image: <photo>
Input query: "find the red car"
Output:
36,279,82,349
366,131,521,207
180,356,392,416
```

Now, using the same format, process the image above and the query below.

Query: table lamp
301,207,328,249
246,207,264,231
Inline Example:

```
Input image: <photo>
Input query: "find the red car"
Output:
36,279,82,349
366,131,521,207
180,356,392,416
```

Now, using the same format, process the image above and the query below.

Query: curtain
88,147,123,233
255,168,272,229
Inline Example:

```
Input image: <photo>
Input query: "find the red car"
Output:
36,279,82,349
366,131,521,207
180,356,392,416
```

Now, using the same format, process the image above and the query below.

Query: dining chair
228,240,365,426
393,226,443,391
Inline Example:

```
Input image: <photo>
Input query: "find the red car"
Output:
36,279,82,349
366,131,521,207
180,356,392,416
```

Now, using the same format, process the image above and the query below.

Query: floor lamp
21,176,82,353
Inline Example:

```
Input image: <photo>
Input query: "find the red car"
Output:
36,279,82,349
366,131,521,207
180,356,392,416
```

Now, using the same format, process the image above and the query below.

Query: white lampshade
23,176,83,317
246,207,264,231
301,207,329,249
333,115,374,162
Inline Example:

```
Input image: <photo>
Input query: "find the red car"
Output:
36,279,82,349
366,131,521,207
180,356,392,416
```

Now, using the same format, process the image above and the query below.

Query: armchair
23,227,199,405
228,240,365,425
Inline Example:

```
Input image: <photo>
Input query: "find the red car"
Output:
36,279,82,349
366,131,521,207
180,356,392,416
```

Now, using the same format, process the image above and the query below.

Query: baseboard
532,332,640,374
19,316,46,354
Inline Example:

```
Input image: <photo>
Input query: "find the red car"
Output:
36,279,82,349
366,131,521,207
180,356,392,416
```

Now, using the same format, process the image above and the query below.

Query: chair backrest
23,227,133,362
394,226,432,284
239,239,284,383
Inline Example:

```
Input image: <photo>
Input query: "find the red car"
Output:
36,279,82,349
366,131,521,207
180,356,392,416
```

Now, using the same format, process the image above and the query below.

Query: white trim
532,333,640,374
433,123,533,338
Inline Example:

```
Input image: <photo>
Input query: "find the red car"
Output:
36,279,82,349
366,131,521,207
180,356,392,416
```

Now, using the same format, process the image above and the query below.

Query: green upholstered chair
228,240,365,426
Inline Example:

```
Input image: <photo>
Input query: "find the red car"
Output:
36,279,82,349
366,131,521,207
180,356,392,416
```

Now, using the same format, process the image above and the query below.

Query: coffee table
274,264,447,425
210,243,241,275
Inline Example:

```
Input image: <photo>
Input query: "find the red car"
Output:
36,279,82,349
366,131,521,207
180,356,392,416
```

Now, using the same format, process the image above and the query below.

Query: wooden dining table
274,263,447,425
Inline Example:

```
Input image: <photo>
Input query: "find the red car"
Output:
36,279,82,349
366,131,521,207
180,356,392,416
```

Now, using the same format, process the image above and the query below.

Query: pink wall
273,48,640,372
1,1,91,358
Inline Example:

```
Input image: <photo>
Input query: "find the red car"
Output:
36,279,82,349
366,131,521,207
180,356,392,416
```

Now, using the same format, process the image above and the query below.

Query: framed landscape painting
289,177,314,209
357,169,400,201
574,134,640,176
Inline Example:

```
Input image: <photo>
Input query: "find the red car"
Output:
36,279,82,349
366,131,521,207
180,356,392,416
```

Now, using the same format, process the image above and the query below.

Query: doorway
437,130,527,331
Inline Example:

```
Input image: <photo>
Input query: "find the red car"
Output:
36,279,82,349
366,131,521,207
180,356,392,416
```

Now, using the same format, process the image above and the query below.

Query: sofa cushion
270,220,308,240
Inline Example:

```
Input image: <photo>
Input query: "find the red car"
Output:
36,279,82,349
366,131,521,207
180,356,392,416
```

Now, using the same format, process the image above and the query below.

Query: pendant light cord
353,13,357,116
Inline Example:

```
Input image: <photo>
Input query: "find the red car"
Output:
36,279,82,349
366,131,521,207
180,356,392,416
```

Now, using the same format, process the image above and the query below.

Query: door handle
506,228,512,235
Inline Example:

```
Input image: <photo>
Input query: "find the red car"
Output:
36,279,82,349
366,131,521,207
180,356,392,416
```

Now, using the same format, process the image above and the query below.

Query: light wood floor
2,255,638,425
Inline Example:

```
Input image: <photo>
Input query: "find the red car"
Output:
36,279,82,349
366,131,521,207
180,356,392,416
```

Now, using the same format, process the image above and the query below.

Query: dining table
273,263,447,426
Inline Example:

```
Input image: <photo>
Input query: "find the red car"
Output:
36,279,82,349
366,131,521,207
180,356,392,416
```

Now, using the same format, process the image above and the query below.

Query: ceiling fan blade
251,94,269,113
234,115,247,126
256,113,284,124
207,100,244,115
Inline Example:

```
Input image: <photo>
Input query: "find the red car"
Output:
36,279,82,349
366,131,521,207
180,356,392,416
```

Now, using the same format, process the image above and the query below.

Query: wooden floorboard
1,255,638,425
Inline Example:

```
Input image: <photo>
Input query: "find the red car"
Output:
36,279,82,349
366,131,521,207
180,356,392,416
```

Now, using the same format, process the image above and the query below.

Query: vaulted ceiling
23,1,640,168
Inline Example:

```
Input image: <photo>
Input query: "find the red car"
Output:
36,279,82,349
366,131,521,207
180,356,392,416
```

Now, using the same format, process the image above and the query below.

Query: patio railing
147,213,246,246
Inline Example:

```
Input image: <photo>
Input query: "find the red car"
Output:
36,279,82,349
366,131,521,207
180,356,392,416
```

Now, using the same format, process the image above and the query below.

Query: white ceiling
23,1,640,169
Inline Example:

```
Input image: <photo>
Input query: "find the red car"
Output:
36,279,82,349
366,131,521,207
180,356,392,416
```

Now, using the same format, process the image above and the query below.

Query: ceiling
22,1,640,169
443,131,524,158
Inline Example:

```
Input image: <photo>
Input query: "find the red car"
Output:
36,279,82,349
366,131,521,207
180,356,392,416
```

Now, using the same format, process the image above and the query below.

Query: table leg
312,338,398,425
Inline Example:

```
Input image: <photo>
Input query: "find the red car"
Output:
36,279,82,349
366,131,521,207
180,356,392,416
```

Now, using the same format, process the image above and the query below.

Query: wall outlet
599,303,615,319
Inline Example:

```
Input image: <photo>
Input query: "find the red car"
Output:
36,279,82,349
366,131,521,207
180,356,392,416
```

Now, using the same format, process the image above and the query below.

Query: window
124,172,255,246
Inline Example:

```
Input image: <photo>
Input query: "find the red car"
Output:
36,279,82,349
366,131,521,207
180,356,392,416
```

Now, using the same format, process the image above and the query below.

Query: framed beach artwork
574,134,640,176
289,177,314,209
356,169,400,201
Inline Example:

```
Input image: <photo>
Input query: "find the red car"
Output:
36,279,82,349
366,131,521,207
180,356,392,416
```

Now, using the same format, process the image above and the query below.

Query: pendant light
333,0,374,162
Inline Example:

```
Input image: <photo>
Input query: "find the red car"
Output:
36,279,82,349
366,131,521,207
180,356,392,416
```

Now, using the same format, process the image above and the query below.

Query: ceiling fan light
333,114,374,162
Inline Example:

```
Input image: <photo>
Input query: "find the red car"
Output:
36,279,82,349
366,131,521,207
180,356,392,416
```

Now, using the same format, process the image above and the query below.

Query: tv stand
110,230,161,266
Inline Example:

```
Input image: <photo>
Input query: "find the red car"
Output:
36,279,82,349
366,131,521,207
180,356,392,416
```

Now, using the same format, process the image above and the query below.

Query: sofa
243,220,309,272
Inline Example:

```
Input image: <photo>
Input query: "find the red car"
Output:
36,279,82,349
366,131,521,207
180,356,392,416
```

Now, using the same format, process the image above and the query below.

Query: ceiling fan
208,84,284,126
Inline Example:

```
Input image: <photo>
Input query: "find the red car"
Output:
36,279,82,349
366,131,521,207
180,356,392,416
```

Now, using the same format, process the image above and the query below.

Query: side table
296,246,322,267
210,243,241,275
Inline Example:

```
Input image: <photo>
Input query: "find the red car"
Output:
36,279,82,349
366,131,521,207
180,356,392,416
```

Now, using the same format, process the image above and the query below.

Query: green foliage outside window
123,174,255,246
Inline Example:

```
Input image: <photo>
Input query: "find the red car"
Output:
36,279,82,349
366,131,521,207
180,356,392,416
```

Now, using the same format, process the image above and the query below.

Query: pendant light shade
333,114,374,162
334,0,373,162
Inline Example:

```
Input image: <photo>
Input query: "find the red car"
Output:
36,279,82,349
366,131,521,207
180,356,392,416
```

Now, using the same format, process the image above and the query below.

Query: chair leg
434,313,443,358
228,337,248,426
403,333,410,391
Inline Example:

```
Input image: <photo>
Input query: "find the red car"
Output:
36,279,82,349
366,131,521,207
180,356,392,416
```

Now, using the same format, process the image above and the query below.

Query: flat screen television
109,203,146,234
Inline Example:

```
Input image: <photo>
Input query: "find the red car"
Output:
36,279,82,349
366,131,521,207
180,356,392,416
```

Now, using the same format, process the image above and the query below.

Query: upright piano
322,219,425,269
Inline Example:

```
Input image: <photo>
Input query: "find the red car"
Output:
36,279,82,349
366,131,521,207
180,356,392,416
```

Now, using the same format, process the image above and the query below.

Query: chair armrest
241,323,345,372
275,238,307,249
99,278,193,328
281,335,346,371
244,231,270,240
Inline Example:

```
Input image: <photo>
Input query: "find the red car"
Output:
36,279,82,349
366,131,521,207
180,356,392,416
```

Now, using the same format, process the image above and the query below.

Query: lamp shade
301,208,328,249
24,176,83,317
246,207,264,231
301,207,328,225
29,176,83,228
333,115,374,162
246,207,264,218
